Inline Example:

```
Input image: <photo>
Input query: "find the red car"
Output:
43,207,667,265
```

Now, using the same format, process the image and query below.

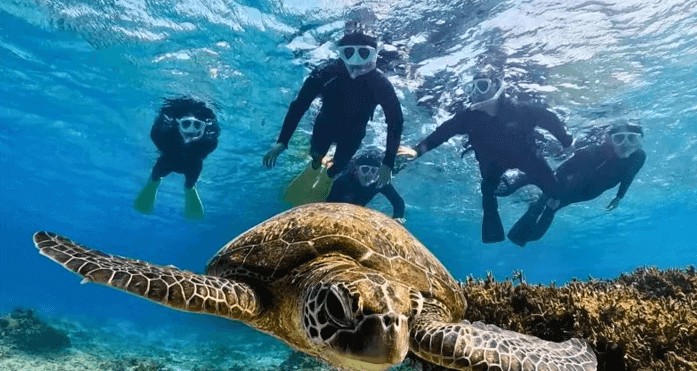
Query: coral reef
455,266,697,371
0,308,71,353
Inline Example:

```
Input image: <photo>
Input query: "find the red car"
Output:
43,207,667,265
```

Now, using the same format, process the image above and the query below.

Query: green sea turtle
33,203,597,371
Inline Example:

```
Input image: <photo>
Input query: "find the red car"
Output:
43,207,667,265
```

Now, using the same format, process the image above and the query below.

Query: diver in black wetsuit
263,25,404,207
503,121,646,246
326,151,406,221
399,68,574,243
134,97,220,219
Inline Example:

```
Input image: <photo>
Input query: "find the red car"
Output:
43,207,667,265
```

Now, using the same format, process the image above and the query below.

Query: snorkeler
398,68,574,243
134,97,220,219
326,151,406,222
503,121,646,246
263,22,404,207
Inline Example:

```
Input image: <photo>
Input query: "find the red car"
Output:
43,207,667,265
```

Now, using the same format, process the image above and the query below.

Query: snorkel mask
464,76,505,114
608,122,643,158
176,115,210,144
356,164,380,187
351,151,382,187
337,32,378,79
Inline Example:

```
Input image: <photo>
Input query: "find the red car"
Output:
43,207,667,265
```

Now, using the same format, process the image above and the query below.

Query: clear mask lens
338,45,377,66
357,165,379,185
464,78,492,98
611,132,641,146
358,165,379,178
177,116,207,133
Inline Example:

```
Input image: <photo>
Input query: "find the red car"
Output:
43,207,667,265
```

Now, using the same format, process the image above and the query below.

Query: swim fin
283,163,322,207
302,166,334,205
507,197,547,247
134,179,160,214
482,210,505,243
184,186,205,220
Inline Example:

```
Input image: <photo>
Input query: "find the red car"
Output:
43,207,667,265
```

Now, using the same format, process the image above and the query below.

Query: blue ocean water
0,0,696,367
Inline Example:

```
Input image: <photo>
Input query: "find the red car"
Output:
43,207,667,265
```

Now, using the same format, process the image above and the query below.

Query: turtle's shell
206,203,465,314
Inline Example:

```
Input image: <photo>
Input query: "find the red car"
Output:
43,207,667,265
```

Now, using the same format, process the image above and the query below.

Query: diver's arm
414,112,468,157
150,114,180,154
380,184,405,219
616,149,646,199
194,123,221,159
526,105,573,147
276,66,327,147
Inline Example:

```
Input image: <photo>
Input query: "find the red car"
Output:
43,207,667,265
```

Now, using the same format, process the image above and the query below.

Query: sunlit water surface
1,0,695,366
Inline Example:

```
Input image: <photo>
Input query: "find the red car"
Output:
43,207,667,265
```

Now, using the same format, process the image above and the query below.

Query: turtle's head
302,276,419,371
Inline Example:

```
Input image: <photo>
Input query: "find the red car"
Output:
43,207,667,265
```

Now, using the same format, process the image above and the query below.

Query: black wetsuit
413,96,572,242
277,59,404,177
150,115,220,189
507,144,646,246
326,171,405,218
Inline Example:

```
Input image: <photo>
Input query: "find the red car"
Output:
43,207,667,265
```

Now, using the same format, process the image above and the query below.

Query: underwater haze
1,0,696,369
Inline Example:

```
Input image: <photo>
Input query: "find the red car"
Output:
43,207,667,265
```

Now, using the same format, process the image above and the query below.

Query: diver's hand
321,155,334,169
606,197,621,211
546,197,561,210
563,138,576,157
397,145,418,159
263,143,286,169
376,164,392,188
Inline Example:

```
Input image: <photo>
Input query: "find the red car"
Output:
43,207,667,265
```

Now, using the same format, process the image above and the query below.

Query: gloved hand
263,143,286,169
606,196,621,211
375,164,392,189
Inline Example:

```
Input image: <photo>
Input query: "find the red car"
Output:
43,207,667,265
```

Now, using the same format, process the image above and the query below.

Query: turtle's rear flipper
411,319,597,371
32,231,261,322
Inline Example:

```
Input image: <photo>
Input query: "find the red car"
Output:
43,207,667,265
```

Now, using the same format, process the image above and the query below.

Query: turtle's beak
329,313,409,368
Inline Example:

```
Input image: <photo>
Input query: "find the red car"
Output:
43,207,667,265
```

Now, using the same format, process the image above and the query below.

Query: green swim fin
302,166,334,205
134,179,160,214
184,186,205,220
283,162,322,207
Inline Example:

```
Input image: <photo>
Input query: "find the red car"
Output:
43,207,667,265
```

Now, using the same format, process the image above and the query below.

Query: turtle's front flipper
33,232,261,323
411,319,597,371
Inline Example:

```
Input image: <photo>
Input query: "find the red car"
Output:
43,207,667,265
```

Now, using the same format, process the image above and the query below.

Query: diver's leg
284,118,332,206
327,136,363,178
527,199,570,241
134,156,171,213
519,153,561,199
480,163,505,243
309,117,334,169
183,159,204,219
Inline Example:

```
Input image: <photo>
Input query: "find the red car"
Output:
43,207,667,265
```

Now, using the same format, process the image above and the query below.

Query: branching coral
458,266,697,371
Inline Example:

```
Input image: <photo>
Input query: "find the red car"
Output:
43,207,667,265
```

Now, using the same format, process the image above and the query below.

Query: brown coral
458,266,697,371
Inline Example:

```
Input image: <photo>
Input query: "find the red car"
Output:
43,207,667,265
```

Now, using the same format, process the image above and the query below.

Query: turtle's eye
326,289,349,324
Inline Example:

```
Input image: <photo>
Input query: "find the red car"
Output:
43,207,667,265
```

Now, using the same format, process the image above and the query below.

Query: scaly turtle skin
33,203,597,371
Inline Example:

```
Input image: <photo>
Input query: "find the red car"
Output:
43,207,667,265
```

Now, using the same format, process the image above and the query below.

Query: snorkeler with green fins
134,97,220,219
263,22,404,207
